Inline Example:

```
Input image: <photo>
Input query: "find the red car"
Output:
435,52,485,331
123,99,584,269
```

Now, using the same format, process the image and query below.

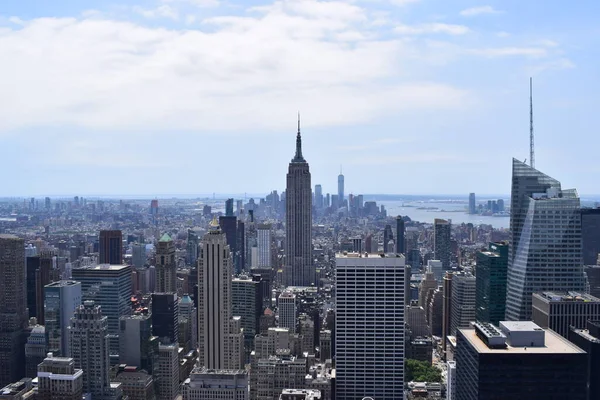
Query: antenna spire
293,112,305,162
530,77,535,169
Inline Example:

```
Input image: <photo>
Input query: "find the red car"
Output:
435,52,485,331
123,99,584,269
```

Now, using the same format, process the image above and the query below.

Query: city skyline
1,0,599,196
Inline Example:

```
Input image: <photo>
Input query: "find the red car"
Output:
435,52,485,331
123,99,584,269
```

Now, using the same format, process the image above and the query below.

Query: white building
183,368,248,400
157,343,179,400
257,225,273,268
278,292,297,332
446,360,456,400
450,273,476,336
335,253,405,400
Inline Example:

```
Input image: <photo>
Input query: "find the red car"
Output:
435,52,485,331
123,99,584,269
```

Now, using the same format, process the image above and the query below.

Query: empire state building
285,117,314,286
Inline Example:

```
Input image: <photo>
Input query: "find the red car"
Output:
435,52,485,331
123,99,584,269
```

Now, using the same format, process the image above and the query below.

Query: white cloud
394,23,470,35
460,6,502,17
161,0,220,8
389,0,421,5
496,31,510,38
133,5,179,20
468,47,547,58
0,3,469,133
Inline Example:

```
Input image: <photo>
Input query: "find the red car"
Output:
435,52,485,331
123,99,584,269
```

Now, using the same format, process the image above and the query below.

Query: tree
405,359,442,383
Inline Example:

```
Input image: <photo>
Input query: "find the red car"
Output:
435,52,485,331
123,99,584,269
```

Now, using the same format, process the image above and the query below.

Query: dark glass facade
151,293,179,345
581,208,600,265
568,321,600,400
475,242,508,325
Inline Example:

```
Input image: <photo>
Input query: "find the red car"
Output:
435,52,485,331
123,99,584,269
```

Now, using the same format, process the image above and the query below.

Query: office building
99,230,123,265
219,216,239,273
428,260,443,283
446,361,456,400
113,366,155,400
468,193,476,214
254,355,307,400
396,216,405,254
157,343,179,400
151,293,179,345
0,234,28,387
419,269,437,309
278,292,297,332
179,294,198,352
197,218,244,370
450,273,476,336
232,277,261,349
284,117,314,287
119,314,159,375
475,242,508,326
582,208,600,265
455,321,587,400
257,224,274,268
44,280,82,356
156,234,177,293
532,291,600,338
506,159,586,321
280,389,321,400
428,287,443,337
335,253,405,400
37,354,83,400
314,185,323,210
569,320,600,400
183,368,249,400
36,251,59,325
25,325,47,379
434,219,451,270
337,170,344,208
442,272,453,356
132,243,146,268
383,224,393,253
69,301,124,400
226,198,235,217
71,264,132,338
585,265,600,298
26,256,40,319
406,304,430,338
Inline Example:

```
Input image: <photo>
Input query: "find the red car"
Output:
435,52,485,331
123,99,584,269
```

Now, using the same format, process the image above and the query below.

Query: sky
1,0,599,197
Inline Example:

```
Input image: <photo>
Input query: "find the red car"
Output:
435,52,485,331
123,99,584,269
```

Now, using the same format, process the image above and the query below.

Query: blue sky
1,0,599,197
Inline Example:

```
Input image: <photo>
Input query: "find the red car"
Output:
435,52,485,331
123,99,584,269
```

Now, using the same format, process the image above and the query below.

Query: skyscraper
232,276,261,350
197,218,244,370
468,193,476,214
219,215,239,273
581,208,600,265
183,368,249,400
383,224,394,253
505,159,586,321
37,354,83,400
0,234,28,387
284,117,314,287
337,169,344,208
155,233,177,293
450,272,476,336
226,198,234,217
186,229,199,267
335,253,405,400
434,219,451,270
475,242,508,326
119,314,159,375
151,293,179,345
396,216,405,254
278,291,297,331
36,251,59,325
532,291,600,338
99,230,123,265
44,280,82,356
314,184,323,210
257,224,274,268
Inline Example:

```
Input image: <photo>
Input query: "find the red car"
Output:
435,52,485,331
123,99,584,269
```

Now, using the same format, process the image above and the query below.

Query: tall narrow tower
284,115,314,287
156,233,176,293
530,77,535,169
338,166,345,208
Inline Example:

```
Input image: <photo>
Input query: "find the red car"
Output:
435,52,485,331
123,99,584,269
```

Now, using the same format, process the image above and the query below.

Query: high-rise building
446,361,456,400
427,260,443,283
197,218,244,370
257,224,274,268
455,321,587,400
406,304,430,338
506,159,586,321
475,242,508,326
581,208,600,265
157,343,179,400
335,253,405,400
450,273,476,336
99,230,123,265
131,243,146,268
419,270,437,309
532,291,600,338
113,366,155,400
69,301,124,400
284,117,314,287
25,325,47,379
442,272,453,358
44,280,82,356
26,256,40,319
585,265,600,298
156,234,177,293
254,355,307,399
314,184,323,210
337,170,344,208
119,314,159,375
152,293,179,345
179,294,197,352
36,251,59,325
232,277,261,350
383,224,393,253
396,216,405,254
183,368,249,400
278,291,297,332
568,320,600,400
434,219,451,270
226,198,235,217
468,193,476,215
71,265,132,339
0,234,28,387
37,354,83,400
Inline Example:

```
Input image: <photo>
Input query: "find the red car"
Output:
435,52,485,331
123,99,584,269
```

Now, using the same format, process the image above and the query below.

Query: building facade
37,354,83,400
44,280,82,356
450,273,476,336
155,234,177,294
99,230,123,265
434,219,451,270
475,242,508,326
183,368,248,400
532,291,600,338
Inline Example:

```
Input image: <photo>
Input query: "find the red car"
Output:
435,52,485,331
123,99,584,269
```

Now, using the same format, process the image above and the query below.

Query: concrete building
254,355,307,400
406,304,430,338
455,321,587,400
0,379,35,400
183,368,249,400
568,320,600,400
232,277,261,349
99,230,123,265
427,260,443,283
119,314,159,375
37,353,83,400
24,326,46,379
278,292,297,332
198,218,244,370
419,270,437,308
156,234,177,293
532,291,600,338
335,253,405,400
396,216,405,254
44,280,81,356
475,242,508,326
257,224,274,268
450,273,476,336
157,343,179,400
0,234,28,387
581,208,600,265
280,389,321,400
114,366,156,400
428,287,443,337
35,251,59,325
179,294,197,352
468,193,476,215
446,361,456,400
319,330,331,362
284,118,314,286
132,243,146,268
442,272,453,358
434,219,451,270
506,159,586,320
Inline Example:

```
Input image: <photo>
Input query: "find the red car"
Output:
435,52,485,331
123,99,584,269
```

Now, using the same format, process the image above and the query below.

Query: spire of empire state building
293,112,305,163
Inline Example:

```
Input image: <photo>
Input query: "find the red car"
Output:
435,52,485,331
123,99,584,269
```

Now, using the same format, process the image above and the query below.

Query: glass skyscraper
505,159,586,321
475,242,508,326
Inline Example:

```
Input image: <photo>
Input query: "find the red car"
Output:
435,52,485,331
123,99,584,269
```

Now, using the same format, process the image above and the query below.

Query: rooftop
73,264,130,271
45,280,80,288
336,252,405,258
460,325,584,354
159,233,172,242
534,291,600,303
